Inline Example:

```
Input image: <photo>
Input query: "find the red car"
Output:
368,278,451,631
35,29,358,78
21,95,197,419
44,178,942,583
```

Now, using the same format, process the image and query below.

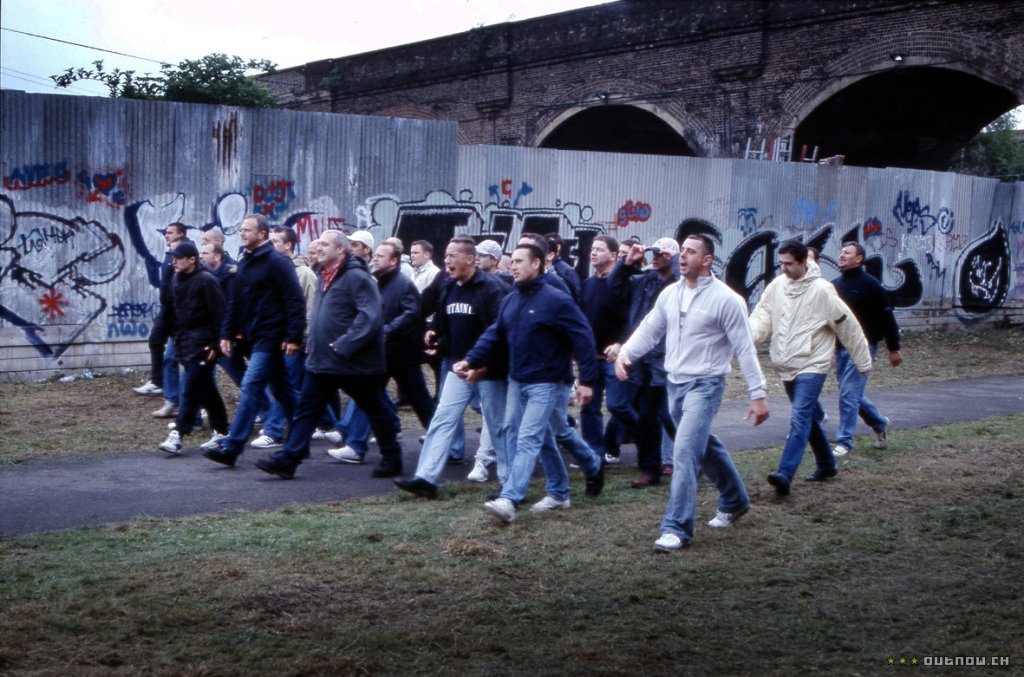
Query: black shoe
446,456,465,466
203,448,238,468
394,477,438,499
585,464,605,498
767,472,791,496
804,468,838,482
372,462,402,478
255,456,296,480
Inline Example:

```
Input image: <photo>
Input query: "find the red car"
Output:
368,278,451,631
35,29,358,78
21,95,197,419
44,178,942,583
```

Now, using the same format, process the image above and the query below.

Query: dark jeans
388,363,436,429
635,383,672,476
174,359,228,437
148,318,169,387
275,372,402,467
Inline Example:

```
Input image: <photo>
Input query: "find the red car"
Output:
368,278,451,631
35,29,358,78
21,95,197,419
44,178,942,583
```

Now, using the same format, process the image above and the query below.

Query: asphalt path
1,374,1022,539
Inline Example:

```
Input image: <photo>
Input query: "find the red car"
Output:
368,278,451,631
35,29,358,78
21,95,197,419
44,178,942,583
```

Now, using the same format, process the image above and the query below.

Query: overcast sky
1,0,613,97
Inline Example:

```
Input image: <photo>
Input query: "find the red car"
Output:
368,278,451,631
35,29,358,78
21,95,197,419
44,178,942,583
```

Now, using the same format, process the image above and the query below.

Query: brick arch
378,103,471,144
778,31,1024,133
525,79,715,156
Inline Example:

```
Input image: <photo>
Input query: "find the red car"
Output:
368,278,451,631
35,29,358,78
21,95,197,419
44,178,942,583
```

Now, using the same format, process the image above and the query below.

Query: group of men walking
139,215,901,552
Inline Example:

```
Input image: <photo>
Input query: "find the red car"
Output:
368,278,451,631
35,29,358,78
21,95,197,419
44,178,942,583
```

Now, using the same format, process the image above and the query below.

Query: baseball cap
646,237,680,256
170,241,199,258
349,230,375,250
476,239,503,261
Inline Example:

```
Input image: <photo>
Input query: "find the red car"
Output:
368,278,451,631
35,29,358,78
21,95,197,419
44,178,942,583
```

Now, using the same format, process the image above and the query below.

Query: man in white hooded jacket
749,240,871,497
616,235,769,552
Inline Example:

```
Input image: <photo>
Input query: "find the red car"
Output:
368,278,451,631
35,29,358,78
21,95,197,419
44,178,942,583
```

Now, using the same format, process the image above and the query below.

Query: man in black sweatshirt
158,241,230,455
831,241,903,456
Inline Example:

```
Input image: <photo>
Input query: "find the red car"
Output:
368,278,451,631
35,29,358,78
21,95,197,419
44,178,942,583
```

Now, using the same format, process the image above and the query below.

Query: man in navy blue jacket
831,241,903,456
202,213,305,469
457,243,604,524
255,230,404,479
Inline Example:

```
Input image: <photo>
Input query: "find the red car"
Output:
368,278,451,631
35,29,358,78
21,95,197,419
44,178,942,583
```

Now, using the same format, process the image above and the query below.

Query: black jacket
432,268,510,379
305,254,386,376
610,258,678,385
833,267,901,351
221,241,305,352
376,267,424,368
169,267,226,364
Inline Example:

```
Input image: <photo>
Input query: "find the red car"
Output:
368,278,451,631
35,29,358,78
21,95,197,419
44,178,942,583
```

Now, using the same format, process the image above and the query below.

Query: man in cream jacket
616,234,769,552
749,240,871,496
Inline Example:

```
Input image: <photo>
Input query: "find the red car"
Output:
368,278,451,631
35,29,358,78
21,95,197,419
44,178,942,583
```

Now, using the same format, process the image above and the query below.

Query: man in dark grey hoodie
254,230,404,480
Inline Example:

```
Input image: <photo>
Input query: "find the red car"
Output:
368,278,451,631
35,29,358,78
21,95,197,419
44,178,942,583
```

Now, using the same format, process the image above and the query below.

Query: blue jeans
439,357,466,461
500,381,564,504
778,372,834,480
548,383,602,478
414,371,507,484
660,377,748,542
262,352,306,441
223,349,297,455
337,400,373,456
834,345,887,450
583,363,639,457
163,339,180,404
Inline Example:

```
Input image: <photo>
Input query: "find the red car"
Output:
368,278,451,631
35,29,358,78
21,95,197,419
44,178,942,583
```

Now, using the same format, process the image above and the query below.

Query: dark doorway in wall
794,66,1019,171
539,105,695,156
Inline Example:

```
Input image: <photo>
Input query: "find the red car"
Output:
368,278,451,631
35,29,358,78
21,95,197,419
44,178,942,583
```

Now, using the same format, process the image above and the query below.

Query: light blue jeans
547,384,602,478
659,377,748,543
834,345,887,450
414,371,506,485
499,380,564,504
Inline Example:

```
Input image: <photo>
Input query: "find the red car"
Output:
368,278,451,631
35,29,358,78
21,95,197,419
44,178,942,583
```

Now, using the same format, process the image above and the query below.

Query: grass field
1,414,1021,674
2,326,1022,463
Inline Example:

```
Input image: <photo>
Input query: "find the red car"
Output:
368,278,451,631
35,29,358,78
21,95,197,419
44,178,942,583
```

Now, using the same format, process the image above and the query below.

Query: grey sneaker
874,417,890,449
708,504,750,528
133,381,163,396
201,432,229,451
328,446,365,464
159,430,182,455
484,497,516,523
654,533,684,551
152,401,178,418
467,459,490,483
530,496,571,513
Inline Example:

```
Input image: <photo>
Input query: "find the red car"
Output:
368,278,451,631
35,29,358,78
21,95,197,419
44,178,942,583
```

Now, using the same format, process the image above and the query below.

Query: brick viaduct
261,0,1024,172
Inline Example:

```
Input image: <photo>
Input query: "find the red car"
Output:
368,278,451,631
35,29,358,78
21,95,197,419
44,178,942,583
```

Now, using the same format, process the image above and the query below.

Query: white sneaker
832,443,851,457
167,421,176,430
530,496,571,513
327,446,365,463
152,401,178,418
484,497,516,523
466,460,490,483
604,454,622,465
250,434,282,449
874,417,890,449
654,533,684,551
708,504,750,529
312,428,344,445
201,432,229,451
159,430,182,455
369,436,377,445
133,381,163,396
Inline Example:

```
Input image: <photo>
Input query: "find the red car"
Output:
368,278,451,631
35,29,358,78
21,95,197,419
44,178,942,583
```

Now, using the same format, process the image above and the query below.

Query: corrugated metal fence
2,91,1021,380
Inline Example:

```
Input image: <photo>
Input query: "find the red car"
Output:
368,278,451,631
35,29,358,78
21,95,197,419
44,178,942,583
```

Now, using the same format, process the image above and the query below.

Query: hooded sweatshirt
749,259,871,380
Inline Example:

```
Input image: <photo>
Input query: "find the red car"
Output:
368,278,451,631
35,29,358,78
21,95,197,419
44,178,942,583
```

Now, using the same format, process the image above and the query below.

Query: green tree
51,54,278,108
951,109,1024,180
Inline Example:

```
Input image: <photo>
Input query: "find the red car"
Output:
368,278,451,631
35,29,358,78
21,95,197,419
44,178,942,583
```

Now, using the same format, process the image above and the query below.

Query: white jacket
621,274,767,400
749,260,871,380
